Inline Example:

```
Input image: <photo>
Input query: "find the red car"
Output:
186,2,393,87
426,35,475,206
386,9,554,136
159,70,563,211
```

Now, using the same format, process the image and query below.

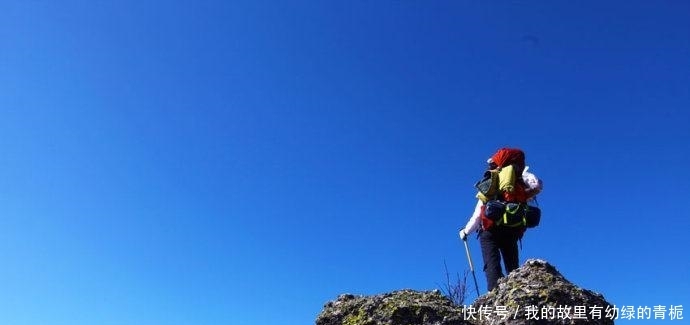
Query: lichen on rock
316,289,466,325
315,259,615,325
472,259,615,325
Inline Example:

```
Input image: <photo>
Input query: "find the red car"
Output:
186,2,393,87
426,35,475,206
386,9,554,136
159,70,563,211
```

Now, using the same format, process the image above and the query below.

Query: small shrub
438,260,469,306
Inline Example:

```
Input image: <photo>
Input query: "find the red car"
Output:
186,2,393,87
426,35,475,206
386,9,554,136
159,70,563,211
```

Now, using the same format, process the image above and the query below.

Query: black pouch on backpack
525,205,541,228
484,200,506,221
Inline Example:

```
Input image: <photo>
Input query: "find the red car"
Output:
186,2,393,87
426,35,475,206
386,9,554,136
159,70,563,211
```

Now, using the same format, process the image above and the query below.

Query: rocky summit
472,259,615,325
315,259,615,325
316,289,465,325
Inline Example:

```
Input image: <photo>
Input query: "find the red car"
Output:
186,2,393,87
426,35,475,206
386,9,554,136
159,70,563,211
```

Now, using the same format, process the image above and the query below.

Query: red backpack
489,148,528,203
490,148,525,176
479,148,533,230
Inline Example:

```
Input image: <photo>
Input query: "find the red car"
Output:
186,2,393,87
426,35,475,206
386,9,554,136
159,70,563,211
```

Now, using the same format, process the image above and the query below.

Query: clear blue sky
2,1,689,324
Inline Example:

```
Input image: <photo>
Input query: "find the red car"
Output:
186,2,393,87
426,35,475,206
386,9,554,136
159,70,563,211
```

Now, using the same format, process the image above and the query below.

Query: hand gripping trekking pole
462,238,481,297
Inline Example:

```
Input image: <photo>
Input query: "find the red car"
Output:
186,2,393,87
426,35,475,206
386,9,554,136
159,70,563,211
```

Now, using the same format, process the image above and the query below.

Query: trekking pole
462,238,481,297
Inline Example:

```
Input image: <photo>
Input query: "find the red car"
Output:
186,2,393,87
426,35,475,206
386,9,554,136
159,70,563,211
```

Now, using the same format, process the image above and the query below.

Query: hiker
459,148,542,291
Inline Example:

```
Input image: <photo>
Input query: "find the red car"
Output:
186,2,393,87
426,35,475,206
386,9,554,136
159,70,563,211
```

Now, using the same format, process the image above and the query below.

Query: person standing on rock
458,148,543,292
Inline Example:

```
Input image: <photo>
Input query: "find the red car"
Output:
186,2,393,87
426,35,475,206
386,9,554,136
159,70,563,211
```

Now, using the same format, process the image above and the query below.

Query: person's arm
522,167,543,199
460,199,483,239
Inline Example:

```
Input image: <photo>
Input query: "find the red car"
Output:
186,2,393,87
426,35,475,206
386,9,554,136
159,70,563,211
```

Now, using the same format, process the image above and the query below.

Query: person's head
486,158,498,170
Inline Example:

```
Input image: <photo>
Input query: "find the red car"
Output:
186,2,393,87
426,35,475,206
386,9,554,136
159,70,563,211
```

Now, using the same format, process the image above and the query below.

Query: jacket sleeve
463,199,483,235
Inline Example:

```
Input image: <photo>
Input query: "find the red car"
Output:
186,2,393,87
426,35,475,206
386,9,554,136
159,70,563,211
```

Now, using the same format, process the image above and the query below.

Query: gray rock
315,259,615,325
471,259,615,325
316,289,467,325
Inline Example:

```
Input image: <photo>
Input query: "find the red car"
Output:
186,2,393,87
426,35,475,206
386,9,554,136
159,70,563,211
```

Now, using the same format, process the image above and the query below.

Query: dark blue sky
2,1,689,324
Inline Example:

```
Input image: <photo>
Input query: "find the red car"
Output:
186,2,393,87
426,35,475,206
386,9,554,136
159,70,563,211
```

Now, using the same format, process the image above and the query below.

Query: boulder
472,259,615,325
316,289,466,325
315,259,615,325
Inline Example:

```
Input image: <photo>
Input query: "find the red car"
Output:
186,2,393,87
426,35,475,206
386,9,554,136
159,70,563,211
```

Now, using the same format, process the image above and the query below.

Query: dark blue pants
480,227,521,291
